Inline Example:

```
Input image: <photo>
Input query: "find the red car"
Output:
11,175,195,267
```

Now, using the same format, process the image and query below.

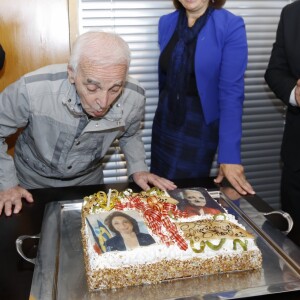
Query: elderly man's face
68,61,127,118
184,190,206,207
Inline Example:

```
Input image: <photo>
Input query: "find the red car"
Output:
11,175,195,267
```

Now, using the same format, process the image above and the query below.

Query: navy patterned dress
150,30,219,180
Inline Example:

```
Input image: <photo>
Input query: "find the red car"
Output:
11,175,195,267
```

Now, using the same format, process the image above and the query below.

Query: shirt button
75,141,80,145
67,166,72,169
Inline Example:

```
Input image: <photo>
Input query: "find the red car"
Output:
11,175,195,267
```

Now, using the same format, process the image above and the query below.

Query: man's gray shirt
0,64,148,190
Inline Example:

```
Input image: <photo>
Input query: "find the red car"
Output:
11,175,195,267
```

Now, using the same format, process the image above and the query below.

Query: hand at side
0,186,33,216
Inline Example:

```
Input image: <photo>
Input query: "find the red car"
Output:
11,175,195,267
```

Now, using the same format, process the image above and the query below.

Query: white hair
68,31,131,73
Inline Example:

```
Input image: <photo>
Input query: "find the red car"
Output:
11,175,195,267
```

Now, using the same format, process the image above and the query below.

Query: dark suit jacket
265,0,300,170
0,44,5,70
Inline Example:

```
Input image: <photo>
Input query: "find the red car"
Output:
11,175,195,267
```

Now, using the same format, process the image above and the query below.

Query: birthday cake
81,187,262,291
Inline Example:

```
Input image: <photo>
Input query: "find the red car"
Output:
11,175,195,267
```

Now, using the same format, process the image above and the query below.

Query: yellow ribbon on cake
84,189,120,212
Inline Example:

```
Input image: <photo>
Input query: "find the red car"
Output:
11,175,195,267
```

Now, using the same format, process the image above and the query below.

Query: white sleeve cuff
289,86,297,106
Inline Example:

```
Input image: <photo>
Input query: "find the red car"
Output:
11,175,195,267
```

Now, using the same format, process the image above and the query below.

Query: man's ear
67,65,75,84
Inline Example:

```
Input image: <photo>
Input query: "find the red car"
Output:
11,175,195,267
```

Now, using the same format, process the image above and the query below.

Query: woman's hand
214,164,255,196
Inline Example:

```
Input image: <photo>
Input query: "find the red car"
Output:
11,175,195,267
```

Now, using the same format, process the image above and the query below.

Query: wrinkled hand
132,172,177,191
0,186,34,216
214,164,255,196
295,79,300,106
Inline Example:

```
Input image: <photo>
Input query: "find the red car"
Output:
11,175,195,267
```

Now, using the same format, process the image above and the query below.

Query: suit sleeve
217,16,248,164
0,44,5,70
264,7,297,105
0,78,30,190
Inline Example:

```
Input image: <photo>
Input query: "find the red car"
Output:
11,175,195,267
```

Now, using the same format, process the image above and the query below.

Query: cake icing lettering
233,239,248,251
190,238,226,253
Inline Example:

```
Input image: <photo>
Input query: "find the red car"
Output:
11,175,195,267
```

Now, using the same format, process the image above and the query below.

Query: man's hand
132,172,177,191
295,79,300,106
214,164,255,195
0,186,33,216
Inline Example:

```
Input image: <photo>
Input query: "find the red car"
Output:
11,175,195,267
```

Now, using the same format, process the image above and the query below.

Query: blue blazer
158,9,248,163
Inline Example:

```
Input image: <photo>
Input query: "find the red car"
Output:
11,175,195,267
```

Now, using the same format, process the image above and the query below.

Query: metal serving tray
27,191,300,300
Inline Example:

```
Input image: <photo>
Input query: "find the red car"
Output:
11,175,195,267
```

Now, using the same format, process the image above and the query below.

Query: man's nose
95,90,109,108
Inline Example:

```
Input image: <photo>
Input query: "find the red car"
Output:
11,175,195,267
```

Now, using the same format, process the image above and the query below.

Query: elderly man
0,31,176,216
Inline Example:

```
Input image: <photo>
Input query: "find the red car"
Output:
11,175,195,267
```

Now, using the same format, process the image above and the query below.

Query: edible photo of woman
86,210,156,254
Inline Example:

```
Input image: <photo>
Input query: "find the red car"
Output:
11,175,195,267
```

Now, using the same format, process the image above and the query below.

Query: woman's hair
68,31,131,74
172,0,226,10
104,211,140,235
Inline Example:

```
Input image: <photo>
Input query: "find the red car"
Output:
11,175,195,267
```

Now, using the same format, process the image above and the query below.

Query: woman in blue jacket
150,0,254,195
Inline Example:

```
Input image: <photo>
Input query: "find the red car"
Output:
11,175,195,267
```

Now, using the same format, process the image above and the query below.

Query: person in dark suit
104,211,155,252
0,44,5,70
264,0,300,247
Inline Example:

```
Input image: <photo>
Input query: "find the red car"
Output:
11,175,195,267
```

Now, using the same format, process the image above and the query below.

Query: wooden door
0,0,70,154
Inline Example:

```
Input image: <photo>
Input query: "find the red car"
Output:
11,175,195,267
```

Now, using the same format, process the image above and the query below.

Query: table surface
1,177,300,300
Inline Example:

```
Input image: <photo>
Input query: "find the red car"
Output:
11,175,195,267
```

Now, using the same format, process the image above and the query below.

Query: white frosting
83,212,259,271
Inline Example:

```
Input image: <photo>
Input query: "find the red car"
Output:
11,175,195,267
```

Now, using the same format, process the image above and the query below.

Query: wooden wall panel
0,0,70,155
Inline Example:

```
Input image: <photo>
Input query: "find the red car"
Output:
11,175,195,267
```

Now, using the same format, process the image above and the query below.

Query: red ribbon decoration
115,195,188,250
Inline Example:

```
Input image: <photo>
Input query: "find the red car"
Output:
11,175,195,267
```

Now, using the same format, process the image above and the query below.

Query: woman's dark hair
173,0,226,10
104,211,140,235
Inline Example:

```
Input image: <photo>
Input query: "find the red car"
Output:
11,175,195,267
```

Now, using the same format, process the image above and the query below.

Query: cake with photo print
81,187,262,291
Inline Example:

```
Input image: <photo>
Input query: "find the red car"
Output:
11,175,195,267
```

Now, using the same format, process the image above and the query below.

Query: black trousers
281,165,300,247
